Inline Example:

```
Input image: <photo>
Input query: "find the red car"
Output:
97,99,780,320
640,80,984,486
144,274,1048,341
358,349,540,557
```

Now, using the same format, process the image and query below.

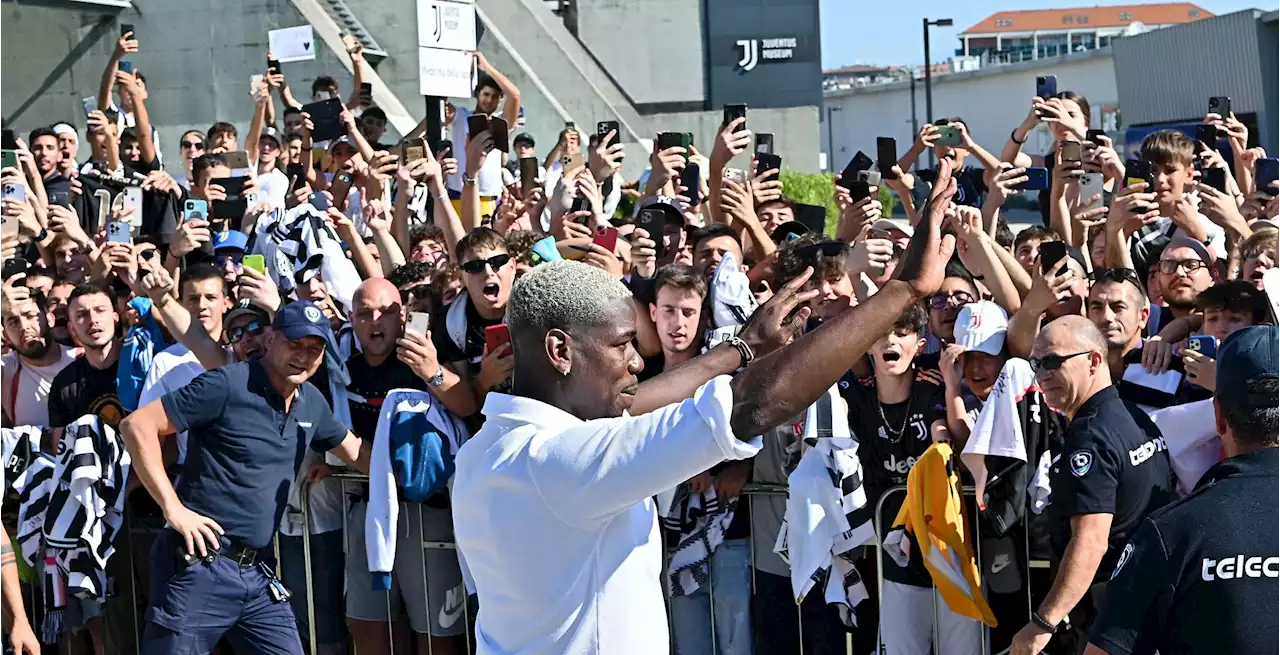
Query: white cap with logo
954,301,1009,356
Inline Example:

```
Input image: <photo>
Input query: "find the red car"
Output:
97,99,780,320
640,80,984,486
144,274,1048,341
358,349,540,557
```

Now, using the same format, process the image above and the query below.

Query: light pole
826,105,842,172
923,17,953,168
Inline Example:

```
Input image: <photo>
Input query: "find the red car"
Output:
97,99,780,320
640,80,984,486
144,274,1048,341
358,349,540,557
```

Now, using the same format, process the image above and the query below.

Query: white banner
417,0,477,52
418,47,475,98
268,25,317,63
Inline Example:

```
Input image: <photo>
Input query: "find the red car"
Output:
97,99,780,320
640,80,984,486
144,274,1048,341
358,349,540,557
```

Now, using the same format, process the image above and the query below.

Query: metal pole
923,18,935,169
826,107,836,173
301,481,318,655
424,96,445,225
910,76,919,171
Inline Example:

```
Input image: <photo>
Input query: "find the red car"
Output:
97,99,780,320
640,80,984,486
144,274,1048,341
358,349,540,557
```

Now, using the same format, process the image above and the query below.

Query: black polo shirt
1089,448,1278,655
162,360,349,548
1048,386,1174,582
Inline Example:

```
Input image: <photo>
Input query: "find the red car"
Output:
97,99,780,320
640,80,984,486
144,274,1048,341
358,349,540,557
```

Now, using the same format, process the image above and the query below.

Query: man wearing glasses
922,263,981,355
1150,237,1216,334
1010,315,1174,655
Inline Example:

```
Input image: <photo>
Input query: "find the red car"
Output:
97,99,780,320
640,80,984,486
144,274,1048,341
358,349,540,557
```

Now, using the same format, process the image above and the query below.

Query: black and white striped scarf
663,485,738,597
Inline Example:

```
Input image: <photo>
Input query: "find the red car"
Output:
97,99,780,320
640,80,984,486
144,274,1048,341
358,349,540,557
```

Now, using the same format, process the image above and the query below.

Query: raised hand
737,267,820,356
894,158,958,298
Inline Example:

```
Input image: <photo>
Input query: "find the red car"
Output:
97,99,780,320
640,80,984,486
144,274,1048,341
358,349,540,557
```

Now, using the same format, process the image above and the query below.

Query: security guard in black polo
120,300,371,655
1087,325,1279,655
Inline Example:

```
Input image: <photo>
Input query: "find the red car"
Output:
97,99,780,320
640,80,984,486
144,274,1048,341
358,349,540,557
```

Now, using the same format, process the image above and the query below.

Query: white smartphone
122,187,143,227
106,221,132,243
1078,172,1105,211
94,189,111,231
81,96,98,117
1,181,26,204
406,312,430,338
249,74,264,98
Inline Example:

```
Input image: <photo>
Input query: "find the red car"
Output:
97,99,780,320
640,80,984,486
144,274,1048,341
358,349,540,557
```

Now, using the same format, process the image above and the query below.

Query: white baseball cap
954,301,1008,356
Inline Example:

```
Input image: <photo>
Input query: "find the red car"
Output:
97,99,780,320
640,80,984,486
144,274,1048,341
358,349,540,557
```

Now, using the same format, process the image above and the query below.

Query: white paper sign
417,0,477,51
419,46,474,98
269,25,317,63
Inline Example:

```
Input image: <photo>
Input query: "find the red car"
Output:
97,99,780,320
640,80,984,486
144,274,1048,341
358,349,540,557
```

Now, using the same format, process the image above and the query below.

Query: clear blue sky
819,0,1263,69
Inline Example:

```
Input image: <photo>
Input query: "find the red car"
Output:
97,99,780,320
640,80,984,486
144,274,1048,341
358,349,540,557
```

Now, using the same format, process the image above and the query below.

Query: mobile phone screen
1040,241,1067,275
876,137,898,179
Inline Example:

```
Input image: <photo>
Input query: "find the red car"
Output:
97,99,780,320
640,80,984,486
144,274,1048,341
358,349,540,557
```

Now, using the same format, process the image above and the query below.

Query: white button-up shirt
452,375,761,655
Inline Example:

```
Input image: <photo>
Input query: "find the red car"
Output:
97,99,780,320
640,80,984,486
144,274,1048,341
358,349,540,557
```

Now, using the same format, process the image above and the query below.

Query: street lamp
923,17,953,168
826,105,842,173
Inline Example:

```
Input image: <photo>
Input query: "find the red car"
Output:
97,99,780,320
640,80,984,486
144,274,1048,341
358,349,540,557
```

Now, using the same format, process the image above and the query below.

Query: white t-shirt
138,343,233,465
256,168,290,211
447,106,505,197
451,376,761,655
1,346,77,428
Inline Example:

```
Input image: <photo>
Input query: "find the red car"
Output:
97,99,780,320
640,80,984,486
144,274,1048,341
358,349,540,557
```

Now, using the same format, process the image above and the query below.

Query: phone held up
722,104,747,132
242,254,266,276
1187,335,1217,360
597,121,621,149
593,225,619,252
484,324,511,355
635,208,667,260
876,137,898,180
406,312,431,338
755,133,774,155
1040,240,1068,275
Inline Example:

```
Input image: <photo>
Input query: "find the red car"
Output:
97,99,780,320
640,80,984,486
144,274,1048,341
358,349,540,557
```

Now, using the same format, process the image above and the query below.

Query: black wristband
727,336,755,369
1031,611,1058,634
1011,128,1027,145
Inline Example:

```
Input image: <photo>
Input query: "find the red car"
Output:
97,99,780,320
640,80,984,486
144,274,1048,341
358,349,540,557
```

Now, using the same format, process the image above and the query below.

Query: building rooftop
960,3,1212,34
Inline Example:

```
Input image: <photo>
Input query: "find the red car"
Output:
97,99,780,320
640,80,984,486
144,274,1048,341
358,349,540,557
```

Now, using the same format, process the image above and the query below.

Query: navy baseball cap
214,230,248,253
273,300,331,343
1216,324,1278,401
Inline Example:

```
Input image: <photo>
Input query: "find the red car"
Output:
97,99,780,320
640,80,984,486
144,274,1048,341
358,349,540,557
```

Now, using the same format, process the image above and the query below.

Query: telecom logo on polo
1201,555,1280,581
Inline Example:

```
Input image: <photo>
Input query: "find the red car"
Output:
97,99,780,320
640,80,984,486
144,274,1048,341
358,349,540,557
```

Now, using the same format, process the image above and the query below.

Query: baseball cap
273,300,331,342
224,298,271,325
954,301,1009,356
1164,235,1216,266
1215,324,1278,402
871,218,913,239
213,231,248,253
770,221,810,243
513,132,535,148
636,195,685,224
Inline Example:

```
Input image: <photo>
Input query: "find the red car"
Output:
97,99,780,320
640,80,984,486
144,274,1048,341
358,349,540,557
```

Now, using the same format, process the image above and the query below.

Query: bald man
1011,316,1174,655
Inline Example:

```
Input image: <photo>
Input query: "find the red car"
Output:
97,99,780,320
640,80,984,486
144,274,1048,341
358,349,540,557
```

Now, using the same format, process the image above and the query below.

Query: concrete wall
575,0,705,108
822,50,1118,172
647,106,822,174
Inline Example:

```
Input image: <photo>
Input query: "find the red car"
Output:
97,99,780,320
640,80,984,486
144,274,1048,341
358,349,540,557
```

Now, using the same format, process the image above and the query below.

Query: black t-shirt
1089,448,1278,655
1048,386,1175,582
48,356,125,429
637,353,666,384
432,294,502,366
842,365,949,586
345,355,429,440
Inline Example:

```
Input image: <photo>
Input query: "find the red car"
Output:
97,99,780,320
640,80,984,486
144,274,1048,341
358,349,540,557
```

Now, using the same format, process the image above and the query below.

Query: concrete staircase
315,0,388,61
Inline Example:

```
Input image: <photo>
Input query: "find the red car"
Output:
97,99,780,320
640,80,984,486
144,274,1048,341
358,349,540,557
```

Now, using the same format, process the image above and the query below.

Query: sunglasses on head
927,290,976,310
226,320,264,344
796,240,846,260
1157,258,1207,275
459,253,511,275
1030,351,1090,375
1090,267,1145,291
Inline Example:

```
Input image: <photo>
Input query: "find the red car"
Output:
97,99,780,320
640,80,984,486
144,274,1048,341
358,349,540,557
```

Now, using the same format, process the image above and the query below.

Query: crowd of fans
1,25,1277,655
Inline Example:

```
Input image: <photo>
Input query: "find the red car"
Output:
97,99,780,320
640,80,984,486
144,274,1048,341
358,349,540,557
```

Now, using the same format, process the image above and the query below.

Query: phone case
406,312,431,337
597,122,620,148
242,254,266,275
636,209,666,259
106,221,131,243
593,226,619,252
467,115,490,141
484,325,511,353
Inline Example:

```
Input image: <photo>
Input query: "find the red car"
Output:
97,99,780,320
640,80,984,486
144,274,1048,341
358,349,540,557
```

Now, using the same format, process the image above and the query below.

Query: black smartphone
656,132,691,156
1207,96,1231,118
793,203,827,236
359,82,373,106
1,129,16,150
287,162,306,192
680,162,701,206
1040,241,1068,275
489,117,510,153
837,151,875,191
1036,75,1058,99
849,180,875,202
596,120,620,148
1203,167,1227,193
1125,159,1155,189
755,133,774,155
466,114,490,141
876,137,898,180
210,177,248,220
1257,158,1279,196
636,208,667,260
1060,141,1082,165
519,157,539,194
49,191,71,207
1195,124,1218,149
120,23,134,37
569,196,589,217
1085,129,1106,145
267,57,281,76
300,97,344,141
722,103,747,132
437,139,453,158
754,152,782,179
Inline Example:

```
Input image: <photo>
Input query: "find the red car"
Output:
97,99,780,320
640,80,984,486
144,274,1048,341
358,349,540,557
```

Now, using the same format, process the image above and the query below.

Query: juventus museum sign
706,0,822,109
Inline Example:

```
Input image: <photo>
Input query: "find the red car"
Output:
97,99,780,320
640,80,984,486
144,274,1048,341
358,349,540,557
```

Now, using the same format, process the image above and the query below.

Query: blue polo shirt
162,359,349,548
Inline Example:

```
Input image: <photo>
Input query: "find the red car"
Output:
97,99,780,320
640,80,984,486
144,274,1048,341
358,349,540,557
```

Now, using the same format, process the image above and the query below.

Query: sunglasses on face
928,291,976,310
1158,259,1207,275
226,320,264,344
459,253,511,275
215,254,243,268
138,248,157,261
181,140,205,150
1030,351,1090,375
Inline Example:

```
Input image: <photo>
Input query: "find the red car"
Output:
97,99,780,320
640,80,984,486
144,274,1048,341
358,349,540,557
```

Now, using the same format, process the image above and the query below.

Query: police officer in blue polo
121,300,371,654
1086,325,1279,655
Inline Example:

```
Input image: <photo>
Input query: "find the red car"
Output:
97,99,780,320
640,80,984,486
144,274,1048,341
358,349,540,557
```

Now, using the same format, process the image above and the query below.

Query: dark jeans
753,569,860,655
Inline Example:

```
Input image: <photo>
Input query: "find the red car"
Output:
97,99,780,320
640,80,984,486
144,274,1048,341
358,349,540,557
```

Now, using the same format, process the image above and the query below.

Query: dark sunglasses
400,284,433,303
1030,351,1090,375
1157,258,1207,275
215,254,243,268
226,320,264,344
459,253,511,275
181,140,205,150
138,248,157,260
796,240,846,260
927,290,976,310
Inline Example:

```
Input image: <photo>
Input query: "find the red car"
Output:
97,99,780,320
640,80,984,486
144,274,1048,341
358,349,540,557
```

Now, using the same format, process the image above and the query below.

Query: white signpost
416,0,477,98
268,25,317,63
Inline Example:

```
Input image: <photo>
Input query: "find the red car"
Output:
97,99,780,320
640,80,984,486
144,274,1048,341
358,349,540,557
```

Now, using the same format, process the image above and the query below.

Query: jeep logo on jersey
1201,555,1280,581
1129,437,1168,467
1070,450,1093,477
884,454,918,474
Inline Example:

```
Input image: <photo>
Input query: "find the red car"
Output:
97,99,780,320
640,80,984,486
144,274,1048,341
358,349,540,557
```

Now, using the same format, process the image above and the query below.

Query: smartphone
359,82,373,101
120,23,134,37
403,137,426,162
935,125,963,147
679,162,702,206
1040,240,1067,275
1,181,25,203
656,132,692,157
211,177,248,219
82,96,99,117
519,157,539,194
857,169,882,187
561,152,585,172
837,150,875,191
94,189,110,231
343,34,361,54
466,114,490,141
406,312,431,338
1125,159,1155,190
49,191,71,208
866,228,892,241
224,150,251,176
876,137,898,179
569,196,589,218
437,139,453,158
249,74,264,98
122,186,143,227
242,254,266,275
1203,167,1227,194
106,221,132,244
308,191,330,212
635,208,667,260
723,167,747,186
754,152,782,179
1207,96,1231,118
593,225,619,252
184,199,208,223
330,172,354,211
1,129,16,150
1036,75,1058,99
597,121,620,148
489,117,510,153
300,97,344,142
755,133,774,155
1256,158,1279,196
1085,129,1106,146
849,180,875,202
1195,124,1218,149
119,60,134,75
0,211,15,238
1079,172,1105,209
267,57,281,75
286,162,307,192
1014,167,1050,191
722,103,747,132
484,324,511,354
1187,335,1217,360
0,150,16,170
1060,141,1082,165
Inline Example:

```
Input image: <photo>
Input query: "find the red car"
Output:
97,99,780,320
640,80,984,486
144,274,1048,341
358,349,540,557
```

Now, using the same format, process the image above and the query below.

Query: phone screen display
876,137,898,179
300,98,344,142
519,157,539,193
467,114,490,141
755,133,774,155
489,117,510,153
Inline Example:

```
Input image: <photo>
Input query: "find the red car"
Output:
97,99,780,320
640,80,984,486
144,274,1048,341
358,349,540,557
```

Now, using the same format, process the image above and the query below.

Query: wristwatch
427,367,447,387
463,174,478,186
1031,611,1059,634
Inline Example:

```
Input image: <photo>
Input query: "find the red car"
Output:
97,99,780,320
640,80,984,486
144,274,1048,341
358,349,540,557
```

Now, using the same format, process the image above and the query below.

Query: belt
215,536,265,568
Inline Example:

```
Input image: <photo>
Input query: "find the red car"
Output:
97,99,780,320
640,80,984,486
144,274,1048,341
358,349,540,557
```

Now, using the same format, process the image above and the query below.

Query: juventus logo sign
735,37,799,73
736,39,759,72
